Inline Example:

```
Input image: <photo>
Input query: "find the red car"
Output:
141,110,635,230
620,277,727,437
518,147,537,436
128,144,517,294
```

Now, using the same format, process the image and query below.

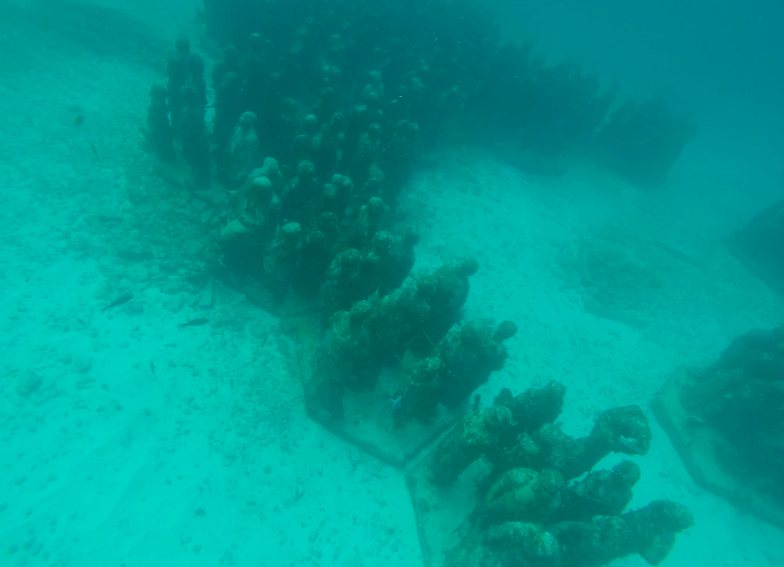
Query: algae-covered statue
394,320,518,426
654,324,784,528
178,85,211,188
444,498,692,567
307,258,500,422
228,111,260,185
410,382,693,567
145,84,175,162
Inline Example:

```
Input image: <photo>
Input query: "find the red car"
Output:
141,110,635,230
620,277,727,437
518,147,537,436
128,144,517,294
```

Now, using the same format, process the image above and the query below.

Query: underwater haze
497,0,784,198
1,0,783,566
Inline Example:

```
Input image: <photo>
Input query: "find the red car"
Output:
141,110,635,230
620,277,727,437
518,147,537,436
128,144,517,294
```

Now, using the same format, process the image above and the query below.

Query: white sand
1,2,783,566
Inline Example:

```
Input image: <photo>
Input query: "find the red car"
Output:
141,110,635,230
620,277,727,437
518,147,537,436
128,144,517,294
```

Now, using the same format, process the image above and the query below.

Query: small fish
389,395,402,413
179,317,210,328
74,115,84,126
102,292,133,311
150,361,156,377
87,141,99,160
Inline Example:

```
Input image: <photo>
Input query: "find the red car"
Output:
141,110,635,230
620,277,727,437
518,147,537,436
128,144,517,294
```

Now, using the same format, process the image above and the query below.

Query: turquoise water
0,1,782,565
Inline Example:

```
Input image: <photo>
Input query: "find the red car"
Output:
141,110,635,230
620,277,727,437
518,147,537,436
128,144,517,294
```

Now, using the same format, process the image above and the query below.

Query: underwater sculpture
178,85,211,188
299,252,522,473
729,199,784,296
393,320,517,427
306,256,494,421
213,71,244,152
654,325,784,528
443,498,693,567
593,98,696,188
147,27,425,308
150,0,695,305
218,157,283,276
430,385,651,489
263,221,304,302
132,8,705,566
165,35,190,136
228,111,260,185
409,382,692,567
149,0,696,313
146,84,175,162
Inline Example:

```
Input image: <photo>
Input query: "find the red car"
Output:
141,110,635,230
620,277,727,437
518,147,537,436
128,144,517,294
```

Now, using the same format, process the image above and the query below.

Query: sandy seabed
1,3,783,566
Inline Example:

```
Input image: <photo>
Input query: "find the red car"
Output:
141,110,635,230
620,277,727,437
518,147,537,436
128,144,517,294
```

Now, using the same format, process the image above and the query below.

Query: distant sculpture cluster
200,0,696,186
145,0,696,315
